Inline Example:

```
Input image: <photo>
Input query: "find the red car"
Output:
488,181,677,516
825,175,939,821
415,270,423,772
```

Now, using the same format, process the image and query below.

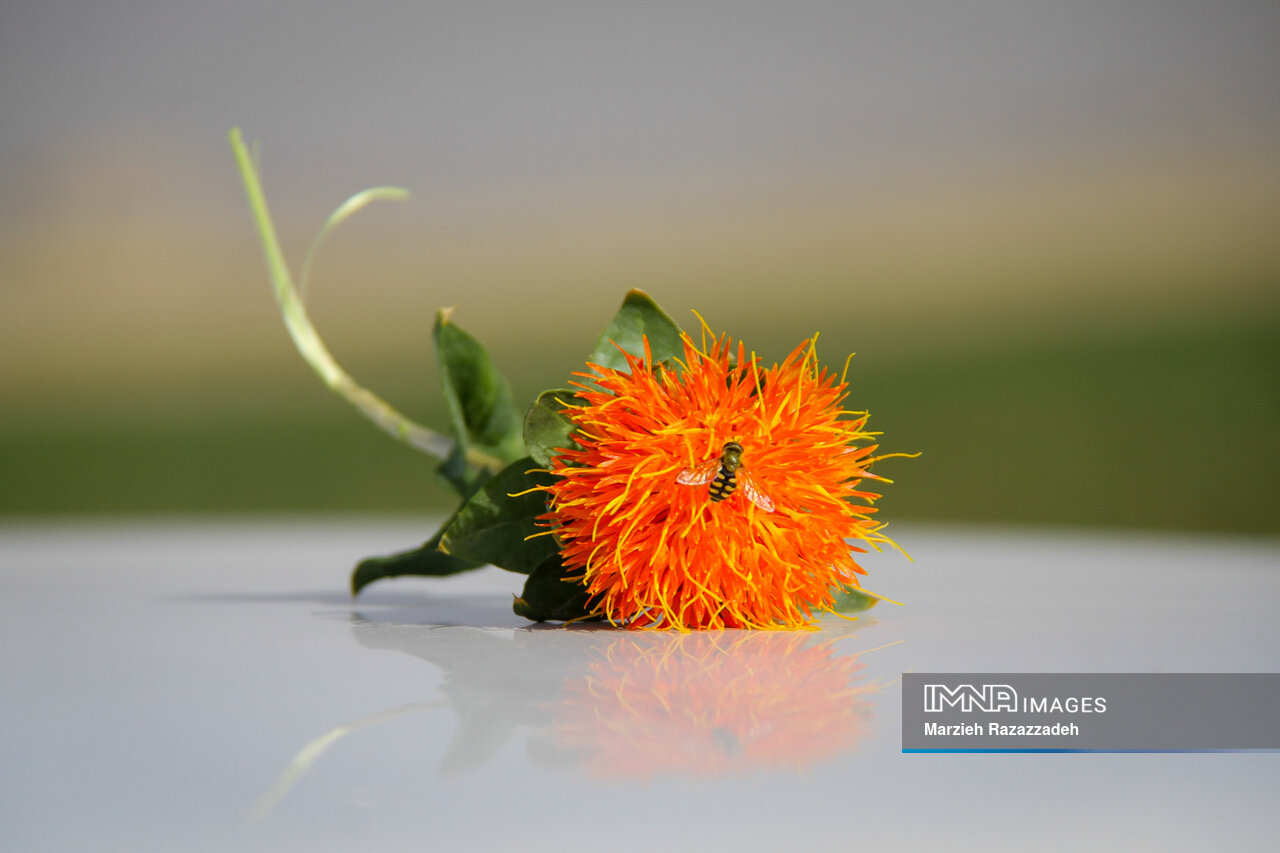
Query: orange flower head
544,326,899,630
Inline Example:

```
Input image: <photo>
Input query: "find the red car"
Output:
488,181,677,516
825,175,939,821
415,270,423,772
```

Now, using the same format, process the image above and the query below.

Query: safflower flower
230,131,910,622
544,326,902,630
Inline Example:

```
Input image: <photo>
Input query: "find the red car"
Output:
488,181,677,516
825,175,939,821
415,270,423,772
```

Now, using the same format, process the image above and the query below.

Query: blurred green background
2,2,1277,534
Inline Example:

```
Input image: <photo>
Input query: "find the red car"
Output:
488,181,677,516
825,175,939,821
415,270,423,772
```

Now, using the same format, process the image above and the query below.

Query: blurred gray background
2,1,1277,531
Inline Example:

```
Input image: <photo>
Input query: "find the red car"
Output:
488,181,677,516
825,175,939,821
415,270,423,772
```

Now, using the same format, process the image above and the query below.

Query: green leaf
512,555,597,623
830,585,879,613
351,521,483,596
435,443,487,499
586,289,684,374
438,456,559,574
523,389,586,467
434,308,526,471
435,443,470,496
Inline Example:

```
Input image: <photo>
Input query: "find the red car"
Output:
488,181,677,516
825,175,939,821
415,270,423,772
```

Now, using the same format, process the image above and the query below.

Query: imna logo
924,683,1018,713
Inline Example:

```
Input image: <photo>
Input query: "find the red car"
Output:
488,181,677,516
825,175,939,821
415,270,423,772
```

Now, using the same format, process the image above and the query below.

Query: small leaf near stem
830,586,879,613
351,511,484,595
434,309,527,467
439,457,559,575
227,127,501,471
513,555,598,622
523,389,586,468
586,288,684,373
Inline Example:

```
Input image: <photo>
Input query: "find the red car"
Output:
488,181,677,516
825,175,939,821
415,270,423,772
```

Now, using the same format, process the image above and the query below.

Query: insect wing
676,458,719,486
739,470,775,513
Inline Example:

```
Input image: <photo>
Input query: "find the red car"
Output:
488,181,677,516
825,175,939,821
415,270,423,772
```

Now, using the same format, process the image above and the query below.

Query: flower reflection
540,631,883,779
248,617,897,820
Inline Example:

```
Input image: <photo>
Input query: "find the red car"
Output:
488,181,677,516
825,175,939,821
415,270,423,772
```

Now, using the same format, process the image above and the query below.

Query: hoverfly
676,441,775,512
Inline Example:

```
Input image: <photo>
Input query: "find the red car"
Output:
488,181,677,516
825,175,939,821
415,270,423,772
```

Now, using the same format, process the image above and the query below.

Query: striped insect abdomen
708,467,737,502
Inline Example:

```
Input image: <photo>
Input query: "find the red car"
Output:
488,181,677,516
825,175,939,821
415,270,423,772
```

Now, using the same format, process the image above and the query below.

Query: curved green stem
229,127,501,471
299,186,410,303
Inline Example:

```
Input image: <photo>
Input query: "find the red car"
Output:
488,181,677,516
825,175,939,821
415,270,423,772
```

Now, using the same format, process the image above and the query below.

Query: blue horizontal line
903,748,1280,754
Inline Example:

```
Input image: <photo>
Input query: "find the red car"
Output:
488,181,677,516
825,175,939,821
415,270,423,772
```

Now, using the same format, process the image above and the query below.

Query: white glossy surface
2,521,1278,851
